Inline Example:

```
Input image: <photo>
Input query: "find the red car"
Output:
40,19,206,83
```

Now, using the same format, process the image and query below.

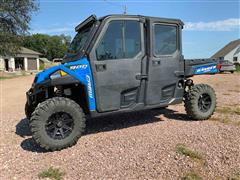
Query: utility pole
123,5,127,14
104,0,127,14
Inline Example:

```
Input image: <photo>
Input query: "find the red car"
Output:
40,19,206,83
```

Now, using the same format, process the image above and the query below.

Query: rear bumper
220,65,236,71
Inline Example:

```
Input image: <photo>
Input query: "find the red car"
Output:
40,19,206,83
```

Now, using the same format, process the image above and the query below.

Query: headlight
59,70,67,77
50,70,68,79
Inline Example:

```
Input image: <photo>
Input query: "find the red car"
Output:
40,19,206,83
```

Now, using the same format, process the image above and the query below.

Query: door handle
152,60,161,66
135,73,148,80
95,64,106,72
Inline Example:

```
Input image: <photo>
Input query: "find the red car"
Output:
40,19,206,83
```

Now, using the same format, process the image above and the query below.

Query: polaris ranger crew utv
25,15,219,151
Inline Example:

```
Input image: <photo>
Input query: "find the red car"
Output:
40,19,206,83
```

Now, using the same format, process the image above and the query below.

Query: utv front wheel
184,84,216,120
30,97,86,151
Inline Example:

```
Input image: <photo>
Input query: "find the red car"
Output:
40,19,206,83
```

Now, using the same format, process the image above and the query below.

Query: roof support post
9,57,15,71
24,57,28,71
36,58,40,71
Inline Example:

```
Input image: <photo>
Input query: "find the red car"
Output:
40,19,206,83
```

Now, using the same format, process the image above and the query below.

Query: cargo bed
184,58,219,77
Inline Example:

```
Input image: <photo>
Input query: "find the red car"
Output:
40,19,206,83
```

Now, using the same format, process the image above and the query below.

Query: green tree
0,0,39,55
22,34,71,60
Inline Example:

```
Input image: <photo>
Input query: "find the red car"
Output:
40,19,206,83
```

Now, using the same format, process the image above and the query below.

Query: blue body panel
193,63,219,75
35,58,96,111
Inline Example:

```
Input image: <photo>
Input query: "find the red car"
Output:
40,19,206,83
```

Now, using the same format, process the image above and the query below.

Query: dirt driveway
0,74,239,180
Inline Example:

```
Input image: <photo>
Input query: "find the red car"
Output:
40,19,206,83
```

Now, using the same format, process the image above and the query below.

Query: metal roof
99,14,184,25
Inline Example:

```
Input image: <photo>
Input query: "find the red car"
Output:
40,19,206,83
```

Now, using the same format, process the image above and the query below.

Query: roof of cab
75,14,184,32
99,14,184,26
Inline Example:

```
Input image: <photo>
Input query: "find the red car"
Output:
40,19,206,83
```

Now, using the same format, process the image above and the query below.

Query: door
15,57,24,70
90,18,145,112
4,59,9,71
146,21,184,105
28,58,37,70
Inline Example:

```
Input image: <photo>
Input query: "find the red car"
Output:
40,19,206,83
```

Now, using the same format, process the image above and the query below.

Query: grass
0,71,29,80
235,64,240,73
229,89,240,93
228,171,240,180
234,107,240,115
210,117,240,127
40,63,45,70
0,76,19,80
38,167,65,180
216,106,240,115
181,171,202,180
210,117,232,124
176,145,205,180
0,76,13,80
176,144,203,161
223,93,231,96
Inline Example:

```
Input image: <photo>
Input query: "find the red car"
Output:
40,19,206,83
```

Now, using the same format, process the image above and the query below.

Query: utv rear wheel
30,97,86,151
184,84,216,120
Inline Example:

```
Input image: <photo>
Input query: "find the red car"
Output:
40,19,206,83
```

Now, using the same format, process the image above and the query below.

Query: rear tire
184,84,216,120
30,97,86,151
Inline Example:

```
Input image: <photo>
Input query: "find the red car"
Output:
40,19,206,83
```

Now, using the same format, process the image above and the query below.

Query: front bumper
26,88,35,106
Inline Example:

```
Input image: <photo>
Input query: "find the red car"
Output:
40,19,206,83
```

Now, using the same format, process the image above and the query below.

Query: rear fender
193,63,219,75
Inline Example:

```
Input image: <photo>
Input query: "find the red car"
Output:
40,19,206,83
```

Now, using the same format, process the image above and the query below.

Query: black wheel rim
45,112,74,140
198,93,212,113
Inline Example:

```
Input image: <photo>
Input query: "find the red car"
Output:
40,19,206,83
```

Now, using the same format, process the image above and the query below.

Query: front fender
34,58,96,111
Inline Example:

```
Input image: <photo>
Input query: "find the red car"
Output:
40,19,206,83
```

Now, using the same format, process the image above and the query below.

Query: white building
212,39,240,64
0,47,41,72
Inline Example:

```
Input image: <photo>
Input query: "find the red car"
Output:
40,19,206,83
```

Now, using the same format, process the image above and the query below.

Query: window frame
95,18,144,61
152,23,179,57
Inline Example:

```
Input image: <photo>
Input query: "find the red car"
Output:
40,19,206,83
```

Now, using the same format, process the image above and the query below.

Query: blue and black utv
25,15,220,151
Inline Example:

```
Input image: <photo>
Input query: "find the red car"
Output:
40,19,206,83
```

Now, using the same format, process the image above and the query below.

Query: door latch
95,64,106,72
135,74,148,80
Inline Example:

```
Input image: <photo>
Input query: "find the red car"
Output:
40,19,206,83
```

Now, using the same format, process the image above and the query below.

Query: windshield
65,24,94,59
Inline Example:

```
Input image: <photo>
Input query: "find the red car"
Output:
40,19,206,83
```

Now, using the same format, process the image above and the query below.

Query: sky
30,0,240,58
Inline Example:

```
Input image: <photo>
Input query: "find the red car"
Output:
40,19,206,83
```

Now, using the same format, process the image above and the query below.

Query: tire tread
184,84,216,120
30,97,86,151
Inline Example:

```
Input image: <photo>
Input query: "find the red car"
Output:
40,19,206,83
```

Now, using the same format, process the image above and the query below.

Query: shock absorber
55,86,63,96
184,79,194,100
185,79,194,87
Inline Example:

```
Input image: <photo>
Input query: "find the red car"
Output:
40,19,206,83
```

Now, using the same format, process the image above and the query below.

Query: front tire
30,97,86,151
184,84,216,120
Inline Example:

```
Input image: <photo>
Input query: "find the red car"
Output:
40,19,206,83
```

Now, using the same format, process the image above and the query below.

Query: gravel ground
0,73,239,180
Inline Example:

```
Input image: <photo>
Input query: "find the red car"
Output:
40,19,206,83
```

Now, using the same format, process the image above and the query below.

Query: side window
96,21,123,60
154,24,177,55
125,21,141,58
96,20,141,60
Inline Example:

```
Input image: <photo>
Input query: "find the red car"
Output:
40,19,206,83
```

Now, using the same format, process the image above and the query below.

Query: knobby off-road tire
30,97,86,151
184,84,216,120
25,102,34,120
